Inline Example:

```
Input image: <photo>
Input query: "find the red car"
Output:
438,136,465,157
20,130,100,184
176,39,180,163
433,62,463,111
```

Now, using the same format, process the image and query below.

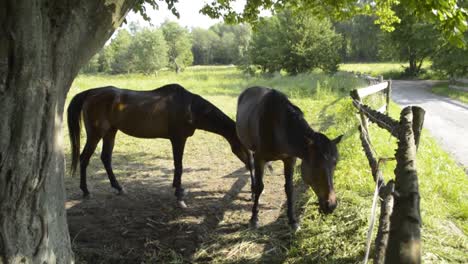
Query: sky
123,0,247,30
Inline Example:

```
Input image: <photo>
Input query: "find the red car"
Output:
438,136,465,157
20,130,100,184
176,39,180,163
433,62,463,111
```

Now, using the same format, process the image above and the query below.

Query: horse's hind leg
247,151,256,201
250,155,265,228
283,157,299,231
101,129,125,194
80,135,101,198
170,136,187,208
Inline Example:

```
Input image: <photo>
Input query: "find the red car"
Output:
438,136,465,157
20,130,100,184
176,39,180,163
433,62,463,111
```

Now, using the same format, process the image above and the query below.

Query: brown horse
236,86,342,230
67,83,251,207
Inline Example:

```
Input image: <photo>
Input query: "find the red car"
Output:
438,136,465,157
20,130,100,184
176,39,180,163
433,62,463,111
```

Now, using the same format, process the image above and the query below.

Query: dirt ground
65,131,306,263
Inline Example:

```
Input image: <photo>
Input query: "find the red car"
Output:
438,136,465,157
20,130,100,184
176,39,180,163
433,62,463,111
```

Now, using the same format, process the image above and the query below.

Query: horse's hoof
249,219,259,229
118,188,127,195
177,200,188,209
290,222,301,232
82,193,92,199
175,188,187,198
266,164,274,174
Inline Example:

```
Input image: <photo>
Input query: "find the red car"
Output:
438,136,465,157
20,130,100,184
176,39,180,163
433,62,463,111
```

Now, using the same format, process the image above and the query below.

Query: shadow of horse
66,152,255,263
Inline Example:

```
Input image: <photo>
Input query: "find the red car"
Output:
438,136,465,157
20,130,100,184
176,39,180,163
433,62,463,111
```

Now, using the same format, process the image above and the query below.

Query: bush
432,38,468,78
248,9,342,75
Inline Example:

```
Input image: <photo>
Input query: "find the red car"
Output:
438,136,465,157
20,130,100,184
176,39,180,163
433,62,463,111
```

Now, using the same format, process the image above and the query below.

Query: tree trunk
0,0,135,262
408,53,417,76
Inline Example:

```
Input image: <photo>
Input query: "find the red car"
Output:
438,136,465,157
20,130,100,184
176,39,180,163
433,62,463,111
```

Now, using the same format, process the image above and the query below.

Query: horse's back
236,86,275,152
81,84,193,138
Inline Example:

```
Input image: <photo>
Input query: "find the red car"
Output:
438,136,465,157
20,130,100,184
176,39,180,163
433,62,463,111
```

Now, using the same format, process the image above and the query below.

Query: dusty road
391,80,468,172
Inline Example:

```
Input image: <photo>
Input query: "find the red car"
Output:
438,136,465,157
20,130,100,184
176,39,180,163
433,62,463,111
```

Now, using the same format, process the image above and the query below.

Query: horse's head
301,133,343,214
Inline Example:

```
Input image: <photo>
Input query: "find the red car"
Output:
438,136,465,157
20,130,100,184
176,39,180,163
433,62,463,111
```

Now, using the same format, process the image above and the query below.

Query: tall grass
339,62,440,80
70,66,467,263
431,82,468,104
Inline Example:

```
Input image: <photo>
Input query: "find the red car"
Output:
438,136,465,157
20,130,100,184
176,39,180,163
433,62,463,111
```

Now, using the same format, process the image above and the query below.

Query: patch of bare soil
65,133,306,263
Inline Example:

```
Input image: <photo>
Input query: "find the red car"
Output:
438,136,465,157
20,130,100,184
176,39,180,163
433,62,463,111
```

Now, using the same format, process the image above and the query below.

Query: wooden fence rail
350,79,425,264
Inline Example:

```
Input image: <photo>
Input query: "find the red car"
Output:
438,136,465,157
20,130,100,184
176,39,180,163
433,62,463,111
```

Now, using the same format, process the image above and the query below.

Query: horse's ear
332,134,343,145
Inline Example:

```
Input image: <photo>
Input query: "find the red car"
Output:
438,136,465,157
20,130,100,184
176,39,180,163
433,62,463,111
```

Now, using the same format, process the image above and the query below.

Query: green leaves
197,0,467,46
161,21,193,72
248,10,342,74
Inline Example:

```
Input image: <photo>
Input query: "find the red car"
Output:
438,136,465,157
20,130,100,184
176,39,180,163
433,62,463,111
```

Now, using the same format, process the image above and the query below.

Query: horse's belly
118,124,170,138
113,113,171,139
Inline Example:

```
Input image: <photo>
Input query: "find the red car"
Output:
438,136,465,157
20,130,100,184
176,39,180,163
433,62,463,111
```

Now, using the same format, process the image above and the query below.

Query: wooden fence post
350,83,425,264
374,181,395,264
385,106,425,264
350,90,370,134
386,80,392,115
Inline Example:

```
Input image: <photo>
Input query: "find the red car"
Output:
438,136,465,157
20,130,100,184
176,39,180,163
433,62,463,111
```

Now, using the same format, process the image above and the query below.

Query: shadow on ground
66,150,307,263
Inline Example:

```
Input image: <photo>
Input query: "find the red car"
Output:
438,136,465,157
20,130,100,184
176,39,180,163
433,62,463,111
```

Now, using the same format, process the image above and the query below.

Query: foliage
80,53,99,74
130,28,169,74
191,23,252,66
210,23,252,65
334,15,382,62
97,47,114,73
191,28,219,65
385,6,443,77
110,29,134,74
432,34,468,78
161,21,193,73
198,0,467,47
82,26,169,75
248,10,342,74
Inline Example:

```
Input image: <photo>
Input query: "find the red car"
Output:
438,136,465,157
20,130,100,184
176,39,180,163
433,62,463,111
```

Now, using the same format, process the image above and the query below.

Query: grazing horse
67,83,251,208
236,86,342,230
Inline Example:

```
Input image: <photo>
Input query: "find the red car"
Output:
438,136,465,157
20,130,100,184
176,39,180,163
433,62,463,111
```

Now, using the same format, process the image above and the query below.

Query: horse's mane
268,89,316,139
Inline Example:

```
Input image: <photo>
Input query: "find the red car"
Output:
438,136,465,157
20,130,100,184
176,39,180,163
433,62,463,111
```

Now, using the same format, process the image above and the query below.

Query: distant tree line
83,7,467,78
82,21,252,74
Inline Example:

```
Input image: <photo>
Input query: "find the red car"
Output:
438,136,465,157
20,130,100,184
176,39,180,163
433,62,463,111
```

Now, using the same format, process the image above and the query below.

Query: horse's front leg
170,136,188,208
283,157,299,231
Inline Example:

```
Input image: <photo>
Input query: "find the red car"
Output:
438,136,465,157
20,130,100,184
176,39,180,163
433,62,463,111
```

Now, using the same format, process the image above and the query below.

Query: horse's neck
283,115,315,159
192,103,237,145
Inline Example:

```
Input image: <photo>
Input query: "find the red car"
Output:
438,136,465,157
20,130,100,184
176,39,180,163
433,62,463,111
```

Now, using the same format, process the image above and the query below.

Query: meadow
65,66,467,263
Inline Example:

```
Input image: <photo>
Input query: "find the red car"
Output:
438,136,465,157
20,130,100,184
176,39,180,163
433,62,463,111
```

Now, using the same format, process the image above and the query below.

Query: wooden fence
350,80,425,264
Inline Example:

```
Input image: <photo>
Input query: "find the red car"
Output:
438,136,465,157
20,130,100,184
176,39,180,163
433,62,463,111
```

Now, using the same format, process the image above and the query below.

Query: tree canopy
161,21,193,73
198,0,467,47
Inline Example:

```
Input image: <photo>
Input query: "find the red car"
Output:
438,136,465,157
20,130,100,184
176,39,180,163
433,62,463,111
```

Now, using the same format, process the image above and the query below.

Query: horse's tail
67,89,92,176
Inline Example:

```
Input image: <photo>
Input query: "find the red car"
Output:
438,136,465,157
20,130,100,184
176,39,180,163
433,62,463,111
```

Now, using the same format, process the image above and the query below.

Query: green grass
339,62,440,80
69,66,467,263
431,82,468,104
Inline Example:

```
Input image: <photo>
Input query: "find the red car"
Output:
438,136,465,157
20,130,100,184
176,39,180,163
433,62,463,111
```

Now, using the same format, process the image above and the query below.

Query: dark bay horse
236,86,342,230
67,83,251,208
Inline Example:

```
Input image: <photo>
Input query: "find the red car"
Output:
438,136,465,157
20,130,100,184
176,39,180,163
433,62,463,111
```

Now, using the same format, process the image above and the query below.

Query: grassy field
339,62,438,80
431,82,468,104
65,66,467,263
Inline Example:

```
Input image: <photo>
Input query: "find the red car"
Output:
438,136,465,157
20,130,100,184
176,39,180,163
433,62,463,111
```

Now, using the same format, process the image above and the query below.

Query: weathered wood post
374,181,395,264
386,80,392,115
350,80,424,264
385,106,425,264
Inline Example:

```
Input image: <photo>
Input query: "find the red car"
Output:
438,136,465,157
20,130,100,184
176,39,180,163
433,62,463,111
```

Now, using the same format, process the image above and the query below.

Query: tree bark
0,0,135,263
